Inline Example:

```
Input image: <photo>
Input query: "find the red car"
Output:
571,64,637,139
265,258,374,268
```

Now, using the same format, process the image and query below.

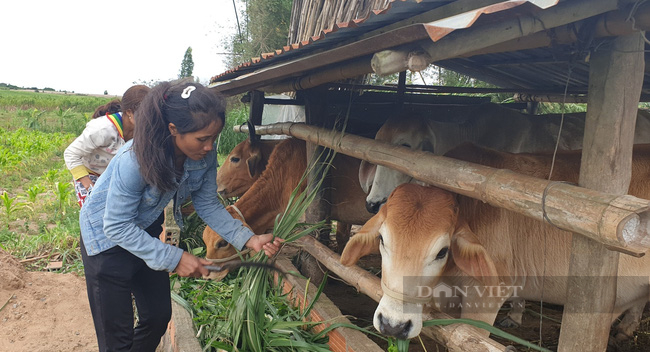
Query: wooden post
397,71,406,106
294,87,333,285
248,90,265,125
301,87,332,244
557,32,645,351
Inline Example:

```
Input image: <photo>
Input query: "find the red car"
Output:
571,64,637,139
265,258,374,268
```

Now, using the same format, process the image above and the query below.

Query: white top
64,115,125,180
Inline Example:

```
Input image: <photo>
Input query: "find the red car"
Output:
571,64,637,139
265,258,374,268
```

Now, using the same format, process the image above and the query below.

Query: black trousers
81,214,169,352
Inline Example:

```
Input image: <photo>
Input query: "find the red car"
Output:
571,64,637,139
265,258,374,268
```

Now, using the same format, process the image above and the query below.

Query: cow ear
246,147,262,178
358,160,376,194
451,222,499,286
340,205,385,266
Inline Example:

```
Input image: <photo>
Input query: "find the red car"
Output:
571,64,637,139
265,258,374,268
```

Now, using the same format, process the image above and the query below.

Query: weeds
1,191,29,229
53,181,73,218
25,184,46,203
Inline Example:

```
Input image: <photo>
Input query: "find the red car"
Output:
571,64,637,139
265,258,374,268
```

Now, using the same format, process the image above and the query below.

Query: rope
380,280,431,305
206,248,251,264
230,204,246,223
541,181,576,230
538,58,575,346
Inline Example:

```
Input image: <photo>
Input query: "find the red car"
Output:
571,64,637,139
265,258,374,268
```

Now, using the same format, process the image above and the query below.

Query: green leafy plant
55,107,73,133
1,191,28,230
24,108,45,130
44,169,61,187
223,146,336,351
53,181,72,217
25,184,46,203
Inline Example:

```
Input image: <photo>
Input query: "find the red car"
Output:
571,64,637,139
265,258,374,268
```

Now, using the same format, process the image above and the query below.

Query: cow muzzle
377,313,412,339
366,199,386,214
373,295,423,339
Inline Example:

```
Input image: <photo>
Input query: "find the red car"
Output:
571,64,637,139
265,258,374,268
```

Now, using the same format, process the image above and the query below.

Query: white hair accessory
181,86,196,99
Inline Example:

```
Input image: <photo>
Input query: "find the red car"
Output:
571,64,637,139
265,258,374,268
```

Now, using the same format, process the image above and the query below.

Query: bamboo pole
296,236,508,352
234,123,650,256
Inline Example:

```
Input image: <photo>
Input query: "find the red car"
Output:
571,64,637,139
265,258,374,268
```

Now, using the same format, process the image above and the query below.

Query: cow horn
246,120,260,144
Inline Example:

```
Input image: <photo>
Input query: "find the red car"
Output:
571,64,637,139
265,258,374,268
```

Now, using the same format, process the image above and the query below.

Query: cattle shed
208,0,650,351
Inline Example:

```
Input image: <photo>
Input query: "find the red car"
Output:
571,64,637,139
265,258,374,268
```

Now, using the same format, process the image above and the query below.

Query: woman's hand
79,175,94,191
173,252,212,278
245,234,284,257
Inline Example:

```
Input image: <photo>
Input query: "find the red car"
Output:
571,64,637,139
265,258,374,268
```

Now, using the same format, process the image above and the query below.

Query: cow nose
366,200,384,214
377,313,412,339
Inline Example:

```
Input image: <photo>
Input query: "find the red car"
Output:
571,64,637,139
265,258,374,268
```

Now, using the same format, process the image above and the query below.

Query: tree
179,47,194,79
224,0,292,69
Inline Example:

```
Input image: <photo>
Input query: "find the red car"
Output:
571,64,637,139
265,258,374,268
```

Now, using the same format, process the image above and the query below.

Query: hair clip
181,86,196,99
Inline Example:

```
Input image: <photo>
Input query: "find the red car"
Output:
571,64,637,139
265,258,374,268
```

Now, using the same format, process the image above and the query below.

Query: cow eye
378,235,384,246
216,240,230,249
230,157,240,163
435,247,449,260
401,143,412,148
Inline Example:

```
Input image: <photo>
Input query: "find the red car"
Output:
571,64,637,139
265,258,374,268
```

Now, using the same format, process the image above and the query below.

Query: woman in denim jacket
79,81,282,352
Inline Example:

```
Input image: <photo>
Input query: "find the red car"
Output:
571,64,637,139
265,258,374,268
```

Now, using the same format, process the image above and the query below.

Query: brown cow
216,139,279,198
341,144,650,341
204,137,372,260
216,127,281,198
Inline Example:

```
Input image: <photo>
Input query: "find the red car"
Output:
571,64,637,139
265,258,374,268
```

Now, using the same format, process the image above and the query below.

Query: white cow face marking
365,116,436,213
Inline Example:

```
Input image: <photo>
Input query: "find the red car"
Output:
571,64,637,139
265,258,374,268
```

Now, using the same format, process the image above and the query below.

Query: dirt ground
0,249,97,352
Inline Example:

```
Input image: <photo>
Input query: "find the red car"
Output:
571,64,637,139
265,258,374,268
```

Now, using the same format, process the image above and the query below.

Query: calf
204,138,372,259
342,144,650,341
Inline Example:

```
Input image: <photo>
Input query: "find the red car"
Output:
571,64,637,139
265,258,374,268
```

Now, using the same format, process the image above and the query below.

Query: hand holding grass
174,252,212,278
245,234,284,257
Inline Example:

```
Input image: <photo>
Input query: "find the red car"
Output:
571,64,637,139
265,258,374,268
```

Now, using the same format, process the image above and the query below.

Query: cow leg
610,300,647,344
335,221,352,254
496,298,525,328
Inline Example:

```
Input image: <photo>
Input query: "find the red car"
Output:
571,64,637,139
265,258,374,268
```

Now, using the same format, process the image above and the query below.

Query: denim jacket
79,140,254,272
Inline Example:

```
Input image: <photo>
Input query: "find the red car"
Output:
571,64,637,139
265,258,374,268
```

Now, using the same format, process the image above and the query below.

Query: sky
0,0,240,96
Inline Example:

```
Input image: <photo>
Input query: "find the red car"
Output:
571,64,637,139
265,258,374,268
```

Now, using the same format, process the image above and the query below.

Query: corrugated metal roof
211,0,454,82
209,0,650,97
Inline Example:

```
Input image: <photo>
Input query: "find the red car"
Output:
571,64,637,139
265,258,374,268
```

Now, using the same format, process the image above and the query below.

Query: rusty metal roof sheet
209,0,650,97
211,0,559,84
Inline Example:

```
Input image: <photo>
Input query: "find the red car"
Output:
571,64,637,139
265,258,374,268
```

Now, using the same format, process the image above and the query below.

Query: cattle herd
203,102,650,345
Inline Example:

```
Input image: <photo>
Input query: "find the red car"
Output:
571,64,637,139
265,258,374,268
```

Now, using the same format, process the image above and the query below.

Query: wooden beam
234,122,650,256
557,32,645,352
464,1,650,58
296,236,508,352
373,0,624,76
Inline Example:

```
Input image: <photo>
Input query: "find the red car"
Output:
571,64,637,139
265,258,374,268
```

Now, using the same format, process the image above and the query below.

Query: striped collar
106,112,124,139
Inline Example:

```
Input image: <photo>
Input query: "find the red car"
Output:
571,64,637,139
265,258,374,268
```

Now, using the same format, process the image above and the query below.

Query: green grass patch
0,89,113,112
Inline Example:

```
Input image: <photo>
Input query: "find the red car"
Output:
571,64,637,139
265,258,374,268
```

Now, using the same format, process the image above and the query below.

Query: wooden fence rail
235,123,650,256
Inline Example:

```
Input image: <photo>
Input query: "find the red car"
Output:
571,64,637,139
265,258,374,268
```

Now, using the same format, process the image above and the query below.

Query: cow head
217,122,264,198
340,184,498,339
202,206,248,280
359,115,435,213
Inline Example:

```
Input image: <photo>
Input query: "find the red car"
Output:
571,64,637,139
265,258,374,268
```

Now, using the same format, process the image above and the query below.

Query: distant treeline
1,83,61,93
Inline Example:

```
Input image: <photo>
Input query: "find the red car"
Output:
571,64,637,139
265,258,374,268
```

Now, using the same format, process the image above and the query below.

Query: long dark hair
121,85,150,114
133,81,226,192
92,99,121,118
